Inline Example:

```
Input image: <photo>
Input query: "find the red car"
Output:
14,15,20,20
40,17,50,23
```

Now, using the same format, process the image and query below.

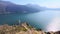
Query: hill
0,1,42,14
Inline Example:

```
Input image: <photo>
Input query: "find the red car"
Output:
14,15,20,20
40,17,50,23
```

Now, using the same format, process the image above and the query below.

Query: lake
0,10,60,32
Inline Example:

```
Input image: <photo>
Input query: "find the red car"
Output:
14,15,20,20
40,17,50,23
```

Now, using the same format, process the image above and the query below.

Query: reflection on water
47,17,60,32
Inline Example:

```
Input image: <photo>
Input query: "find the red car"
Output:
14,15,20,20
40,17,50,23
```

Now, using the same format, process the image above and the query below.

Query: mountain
26,4,44,10
46,8,60,10
0,1,41,14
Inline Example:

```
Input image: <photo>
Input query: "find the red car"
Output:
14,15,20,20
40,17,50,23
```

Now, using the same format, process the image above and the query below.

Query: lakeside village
0,20,60,34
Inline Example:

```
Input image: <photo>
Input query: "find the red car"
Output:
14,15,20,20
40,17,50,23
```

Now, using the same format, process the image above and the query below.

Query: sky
2,0,60,8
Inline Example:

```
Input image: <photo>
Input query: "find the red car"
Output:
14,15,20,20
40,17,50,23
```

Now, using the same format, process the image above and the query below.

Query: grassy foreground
0,22,59,34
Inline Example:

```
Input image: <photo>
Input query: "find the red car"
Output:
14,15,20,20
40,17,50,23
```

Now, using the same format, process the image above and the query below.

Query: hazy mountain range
0,1,43,14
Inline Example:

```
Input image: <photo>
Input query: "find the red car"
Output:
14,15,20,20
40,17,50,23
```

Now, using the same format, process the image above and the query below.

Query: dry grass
0,23,59,34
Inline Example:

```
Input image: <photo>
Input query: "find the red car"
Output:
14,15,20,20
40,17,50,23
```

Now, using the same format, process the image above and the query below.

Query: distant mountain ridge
0,1,42,14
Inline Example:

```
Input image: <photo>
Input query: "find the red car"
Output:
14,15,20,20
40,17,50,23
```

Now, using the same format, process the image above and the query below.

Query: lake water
0,10,60,32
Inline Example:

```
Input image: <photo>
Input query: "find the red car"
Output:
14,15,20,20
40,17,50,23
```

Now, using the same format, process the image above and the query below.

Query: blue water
0,10,60,31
